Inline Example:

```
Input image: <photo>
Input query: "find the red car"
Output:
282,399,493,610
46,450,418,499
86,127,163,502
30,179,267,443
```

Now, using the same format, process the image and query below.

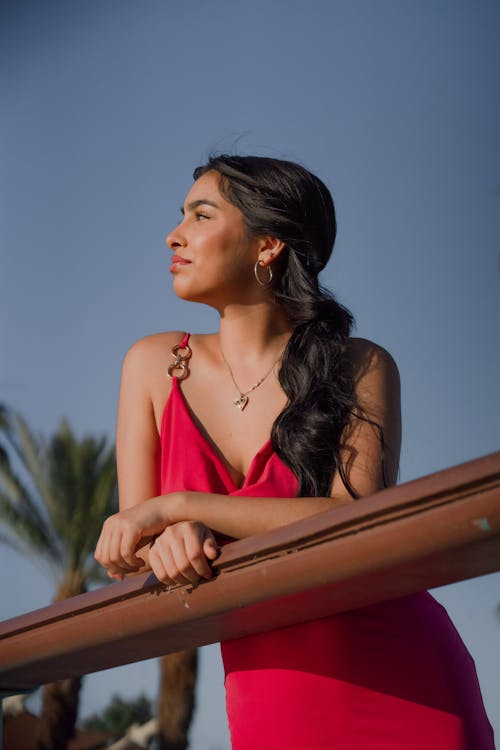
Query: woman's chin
171,281,209,305
171,277,256,309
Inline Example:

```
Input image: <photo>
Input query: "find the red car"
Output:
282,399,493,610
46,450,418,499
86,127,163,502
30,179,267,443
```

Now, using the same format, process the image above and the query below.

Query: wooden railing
1,450,499,743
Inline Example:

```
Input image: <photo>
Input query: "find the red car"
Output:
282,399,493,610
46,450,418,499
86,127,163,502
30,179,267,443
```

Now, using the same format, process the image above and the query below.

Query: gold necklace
220,347,284,411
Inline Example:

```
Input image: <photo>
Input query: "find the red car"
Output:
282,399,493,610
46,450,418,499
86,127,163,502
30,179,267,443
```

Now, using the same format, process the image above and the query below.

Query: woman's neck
217,301,292,367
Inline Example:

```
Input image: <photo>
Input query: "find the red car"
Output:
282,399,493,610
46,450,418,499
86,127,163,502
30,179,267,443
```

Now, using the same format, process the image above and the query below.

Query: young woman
95,156,494,749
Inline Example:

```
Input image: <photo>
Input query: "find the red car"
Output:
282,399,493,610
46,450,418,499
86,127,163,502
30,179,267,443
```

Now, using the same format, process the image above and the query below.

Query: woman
95,155,494,749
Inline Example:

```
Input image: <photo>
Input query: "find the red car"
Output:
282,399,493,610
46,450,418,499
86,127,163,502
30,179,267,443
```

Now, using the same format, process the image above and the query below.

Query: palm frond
0,404,118,589
45,424,81,541
0,449,61,562
75,448,120,586
0,528,60,580
1,408,54,515
0,494,60,564
45,429,116,572
0,529,29,557
69,446,117,571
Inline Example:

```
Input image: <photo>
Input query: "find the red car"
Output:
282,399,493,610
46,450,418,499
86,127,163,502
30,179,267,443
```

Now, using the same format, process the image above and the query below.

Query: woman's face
166,171,261,308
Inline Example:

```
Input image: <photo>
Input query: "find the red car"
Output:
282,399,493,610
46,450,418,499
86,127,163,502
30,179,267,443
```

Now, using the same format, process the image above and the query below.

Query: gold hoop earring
254,260,273,287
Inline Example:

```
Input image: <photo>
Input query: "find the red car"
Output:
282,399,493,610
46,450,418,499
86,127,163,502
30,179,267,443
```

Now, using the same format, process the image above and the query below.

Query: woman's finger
148,544,170,584
120,527,145,570
95,507,163,574
184,528,213,580
202,533,221,562
96,523,114,571
95,523,136,577
104,520,141,572
108,570,125,581
166,522,214,582
108,527,135,573
150,539,187,585
166,531,202,585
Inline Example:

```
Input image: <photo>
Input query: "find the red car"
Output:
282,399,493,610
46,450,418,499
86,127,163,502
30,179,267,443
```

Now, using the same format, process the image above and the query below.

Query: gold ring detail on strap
167,343,192,380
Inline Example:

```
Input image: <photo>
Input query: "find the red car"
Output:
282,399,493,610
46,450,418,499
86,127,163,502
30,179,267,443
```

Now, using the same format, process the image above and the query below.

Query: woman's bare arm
106,333,185,574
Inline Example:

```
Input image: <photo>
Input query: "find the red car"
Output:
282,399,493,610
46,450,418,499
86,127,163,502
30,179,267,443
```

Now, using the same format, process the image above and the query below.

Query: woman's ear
256,236,286,266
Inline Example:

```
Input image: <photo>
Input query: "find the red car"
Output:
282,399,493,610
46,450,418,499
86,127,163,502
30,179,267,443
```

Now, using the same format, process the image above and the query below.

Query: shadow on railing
0,451,499,695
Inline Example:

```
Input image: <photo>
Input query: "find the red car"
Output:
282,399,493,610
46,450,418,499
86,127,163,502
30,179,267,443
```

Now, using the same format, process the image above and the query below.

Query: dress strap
167,332,192,380
179,331,191,347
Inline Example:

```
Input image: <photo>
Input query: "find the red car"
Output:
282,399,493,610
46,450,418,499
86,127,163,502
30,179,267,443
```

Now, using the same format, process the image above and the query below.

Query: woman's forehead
183,171,237,214
187,171,221,202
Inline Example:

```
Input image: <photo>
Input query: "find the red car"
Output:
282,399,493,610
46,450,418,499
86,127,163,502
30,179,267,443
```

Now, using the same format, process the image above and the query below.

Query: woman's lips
170,255,191,273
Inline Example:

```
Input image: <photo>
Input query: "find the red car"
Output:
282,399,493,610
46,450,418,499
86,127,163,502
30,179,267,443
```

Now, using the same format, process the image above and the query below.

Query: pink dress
160,332,495,750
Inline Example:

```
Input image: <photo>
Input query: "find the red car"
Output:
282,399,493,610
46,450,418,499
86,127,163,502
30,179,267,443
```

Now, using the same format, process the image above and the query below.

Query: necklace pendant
233,394,249,411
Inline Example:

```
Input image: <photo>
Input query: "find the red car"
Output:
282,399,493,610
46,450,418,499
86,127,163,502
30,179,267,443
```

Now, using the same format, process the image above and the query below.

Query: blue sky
1,2,499,747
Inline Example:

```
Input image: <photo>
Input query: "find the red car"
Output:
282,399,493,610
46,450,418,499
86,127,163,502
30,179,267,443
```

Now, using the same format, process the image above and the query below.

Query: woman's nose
166,223,185,250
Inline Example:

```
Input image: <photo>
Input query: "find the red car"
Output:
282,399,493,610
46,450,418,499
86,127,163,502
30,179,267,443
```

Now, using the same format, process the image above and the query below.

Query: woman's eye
195,212,209,221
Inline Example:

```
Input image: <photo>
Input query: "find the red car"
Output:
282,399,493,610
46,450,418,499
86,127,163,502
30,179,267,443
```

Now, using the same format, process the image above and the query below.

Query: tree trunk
157,648,198,750
37,576,86,750
37,677,82,750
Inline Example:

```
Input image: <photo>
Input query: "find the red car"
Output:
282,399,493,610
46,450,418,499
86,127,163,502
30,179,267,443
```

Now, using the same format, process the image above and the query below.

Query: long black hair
194,155,359,498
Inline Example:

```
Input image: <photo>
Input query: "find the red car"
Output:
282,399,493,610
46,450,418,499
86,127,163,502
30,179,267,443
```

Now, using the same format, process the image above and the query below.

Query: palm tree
0,404,118,750
81,691,153,740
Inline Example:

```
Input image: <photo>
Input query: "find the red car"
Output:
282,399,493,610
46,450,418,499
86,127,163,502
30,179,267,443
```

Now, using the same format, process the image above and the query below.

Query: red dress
160,333,494,750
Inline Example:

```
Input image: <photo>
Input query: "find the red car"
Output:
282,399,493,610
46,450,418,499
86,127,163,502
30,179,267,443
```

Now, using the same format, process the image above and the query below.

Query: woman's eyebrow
180,198,220,215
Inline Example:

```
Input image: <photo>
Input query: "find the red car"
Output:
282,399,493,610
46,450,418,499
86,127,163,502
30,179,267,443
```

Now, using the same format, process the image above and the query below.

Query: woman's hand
94,495,176,580
149,521,220,586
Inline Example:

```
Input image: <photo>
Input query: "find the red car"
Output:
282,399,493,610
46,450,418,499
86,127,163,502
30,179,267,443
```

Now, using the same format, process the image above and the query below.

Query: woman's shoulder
122,331,195,385
121,331,189,377
345,337,400,389
121,330,221,377
346,336,398,368
119,332,194,427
